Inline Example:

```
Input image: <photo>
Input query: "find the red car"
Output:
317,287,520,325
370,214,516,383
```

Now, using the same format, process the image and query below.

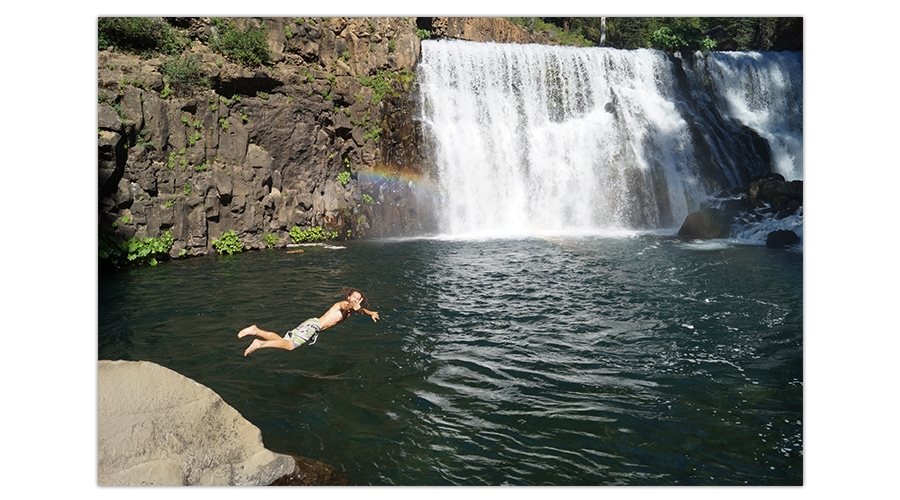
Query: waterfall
416,40,803,236
692,51,803,182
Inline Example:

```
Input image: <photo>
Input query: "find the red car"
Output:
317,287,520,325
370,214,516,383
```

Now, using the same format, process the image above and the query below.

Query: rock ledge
98,360,344,486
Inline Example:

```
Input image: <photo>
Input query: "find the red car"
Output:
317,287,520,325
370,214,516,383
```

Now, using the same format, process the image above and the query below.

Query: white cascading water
694,51,803,181
416,40,803,237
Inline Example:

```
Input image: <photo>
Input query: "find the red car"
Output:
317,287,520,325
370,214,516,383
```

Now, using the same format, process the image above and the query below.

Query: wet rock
766,229,800,248
677,207,732,239
270,455,349,486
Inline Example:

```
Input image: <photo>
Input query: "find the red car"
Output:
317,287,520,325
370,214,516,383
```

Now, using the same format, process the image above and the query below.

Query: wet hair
341,287,369,308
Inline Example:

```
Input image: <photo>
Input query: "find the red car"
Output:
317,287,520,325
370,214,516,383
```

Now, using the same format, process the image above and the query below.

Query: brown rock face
98,17,435,261
427,17,551,44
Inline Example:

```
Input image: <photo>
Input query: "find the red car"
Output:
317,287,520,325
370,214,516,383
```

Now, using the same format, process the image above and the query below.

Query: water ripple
99,236,802,485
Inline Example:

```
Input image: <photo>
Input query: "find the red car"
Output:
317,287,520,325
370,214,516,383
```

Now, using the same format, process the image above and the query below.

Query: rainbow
356,165,439,196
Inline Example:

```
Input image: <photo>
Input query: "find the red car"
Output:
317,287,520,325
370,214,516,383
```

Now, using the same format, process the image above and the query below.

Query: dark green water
97,235,802,485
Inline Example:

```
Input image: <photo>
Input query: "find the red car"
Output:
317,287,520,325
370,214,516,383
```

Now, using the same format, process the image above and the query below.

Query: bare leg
244,337,294,356
238,325,283,341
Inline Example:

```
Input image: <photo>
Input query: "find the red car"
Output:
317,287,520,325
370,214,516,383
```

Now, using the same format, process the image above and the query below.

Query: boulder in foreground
98,359,345,485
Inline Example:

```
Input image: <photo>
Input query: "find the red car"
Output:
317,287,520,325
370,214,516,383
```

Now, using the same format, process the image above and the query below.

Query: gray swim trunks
284,318,321,348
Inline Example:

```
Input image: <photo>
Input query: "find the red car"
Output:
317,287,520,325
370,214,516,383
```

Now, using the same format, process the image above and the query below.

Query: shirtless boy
239,287,379,356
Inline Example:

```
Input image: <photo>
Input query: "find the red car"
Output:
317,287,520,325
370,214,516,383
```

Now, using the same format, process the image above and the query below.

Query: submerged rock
98,360,346,486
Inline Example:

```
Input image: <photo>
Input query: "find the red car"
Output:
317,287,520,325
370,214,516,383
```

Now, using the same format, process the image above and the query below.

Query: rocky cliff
418,16,553,45
98,17,544,263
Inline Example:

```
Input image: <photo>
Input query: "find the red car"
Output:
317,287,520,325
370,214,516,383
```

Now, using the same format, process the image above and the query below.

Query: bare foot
244,339,263,356
238,325,259,339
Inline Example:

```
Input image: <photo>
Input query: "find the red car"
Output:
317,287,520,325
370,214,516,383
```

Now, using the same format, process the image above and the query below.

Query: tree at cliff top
649,26,717,54
508,17,802,51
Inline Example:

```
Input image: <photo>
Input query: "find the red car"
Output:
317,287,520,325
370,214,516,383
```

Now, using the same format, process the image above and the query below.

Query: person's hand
371,311,380,322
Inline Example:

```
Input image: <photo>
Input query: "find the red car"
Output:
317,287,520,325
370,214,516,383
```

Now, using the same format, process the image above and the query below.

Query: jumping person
239,287,379,356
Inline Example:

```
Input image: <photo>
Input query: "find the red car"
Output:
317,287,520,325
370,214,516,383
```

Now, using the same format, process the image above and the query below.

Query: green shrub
134,128,155,150
99,230,174,267
159,54,208,97
262,233,278,249
358,70,398,105
289,226,327,244
337,170,351,185
364,124,383,143
98,17,189,56
650,26,716,54
209,20,273,66
212,230,243,255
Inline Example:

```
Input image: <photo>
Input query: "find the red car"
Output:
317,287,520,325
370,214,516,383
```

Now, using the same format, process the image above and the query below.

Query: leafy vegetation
159,54,208,97
209,19,273,66
506,17,802,52
98,17,189,56
650,26,716,54
357,70,397,105
290,226,324,243
99,230,174,267
133,128,155,150
211,230,243,255
262,233,278,249
289,226,338,243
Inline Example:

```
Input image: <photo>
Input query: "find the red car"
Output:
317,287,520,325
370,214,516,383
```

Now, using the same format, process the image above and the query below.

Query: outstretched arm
358,307,380,322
